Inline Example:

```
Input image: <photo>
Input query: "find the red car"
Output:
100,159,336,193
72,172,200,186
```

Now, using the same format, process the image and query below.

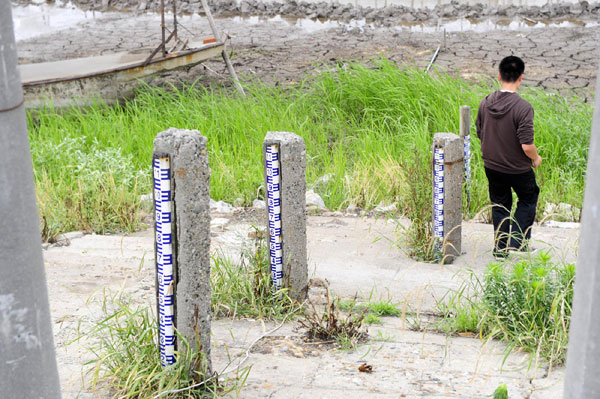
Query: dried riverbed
13,2,600,101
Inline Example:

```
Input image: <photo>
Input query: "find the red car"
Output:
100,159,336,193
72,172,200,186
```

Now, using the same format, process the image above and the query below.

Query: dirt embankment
14,0,600,24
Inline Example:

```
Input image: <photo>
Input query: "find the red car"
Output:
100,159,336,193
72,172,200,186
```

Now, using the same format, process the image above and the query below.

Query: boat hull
20,42,224,107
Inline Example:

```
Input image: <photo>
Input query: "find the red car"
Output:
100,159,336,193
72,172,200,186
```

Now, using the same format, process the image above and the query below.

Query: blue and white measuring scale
153,156,176,367
266,144,283,291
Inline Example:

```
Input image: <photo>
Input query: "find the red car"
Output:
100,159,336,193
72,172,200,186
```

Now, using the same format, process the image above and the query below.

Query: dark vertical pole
173,0,178,42
0,3,62,398
161,0,167,57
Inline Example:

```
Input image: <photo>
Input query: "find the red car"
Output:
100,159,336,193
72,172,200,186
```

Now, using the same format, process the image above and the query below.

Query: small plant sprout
493,383,508,399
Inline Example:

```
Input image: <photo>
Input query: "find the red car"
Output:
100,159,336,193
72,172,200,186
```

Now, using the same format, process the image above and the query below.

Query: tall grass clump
396,146,437,261
28,59,592,236
31,135,147,240
438,252,575,366
211,228,302,320
86,297,223,399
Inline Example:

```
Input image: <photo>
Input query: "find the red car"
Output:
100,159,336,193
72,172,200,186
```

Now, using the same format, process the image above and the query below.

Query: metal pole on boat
161,0,167,57
173,0,178,42
200,0,245,96
0,3,62,399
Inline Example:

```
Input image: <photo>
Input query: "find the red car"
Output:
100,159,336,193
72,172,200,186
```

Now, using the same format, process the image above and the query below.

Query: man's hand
522,144,542,168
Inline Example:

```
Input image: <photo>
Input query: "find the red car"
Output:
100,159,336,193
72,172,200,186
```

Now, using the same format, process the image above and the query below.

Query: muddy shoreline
14,0,600,25
15,4,599,101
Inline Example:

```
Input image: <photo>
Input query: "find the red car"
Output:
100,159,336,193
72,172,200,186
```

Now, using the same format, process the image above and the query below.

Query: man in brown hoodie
476,56,542,258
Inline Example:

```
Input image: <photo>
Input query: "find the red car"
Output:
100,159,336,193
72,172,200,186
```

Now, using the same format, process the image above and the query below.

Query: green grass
210,228,302,320
437,252,575,366
394,147,437,261
364,313,382,324
28,59,592,236
367,300,402,317
340,297,402,317
493,383,508,399
85,297,233,399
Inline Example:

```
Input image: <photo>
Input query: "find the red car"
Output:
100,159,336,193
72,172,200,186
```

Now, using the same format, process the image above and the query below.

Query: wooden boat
19,0,242,107
20,41,224,107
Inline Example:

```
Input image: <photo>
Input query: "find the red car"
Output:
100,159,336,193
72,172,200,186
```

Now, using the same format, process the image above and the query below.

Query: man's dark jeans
484,167,539,254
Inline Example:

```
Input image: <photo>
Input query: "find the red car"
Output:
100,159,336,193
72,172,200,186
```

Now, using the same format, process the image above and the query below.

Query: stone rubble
305,189,328,212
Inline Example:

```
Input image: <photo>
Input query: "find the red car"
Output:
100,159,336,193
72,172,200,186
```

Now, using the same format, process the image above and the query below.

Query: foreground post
263,132,308,301
460,106,472,198
0,3,62,398
432,133,464,263
153,129,212,373
563,75,600,398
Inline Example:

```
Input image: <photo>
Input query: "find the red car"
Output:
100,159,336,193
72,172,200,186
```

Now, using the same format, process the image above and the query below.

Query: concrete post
263,132,308,301
153,129,212,374
563,71,600,398
0,3,62,398
432,133,464,263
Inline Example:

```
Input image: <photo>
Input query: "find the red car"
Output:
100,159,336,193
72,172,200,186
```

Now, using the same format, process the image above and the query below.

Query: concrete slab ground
44,214,576,398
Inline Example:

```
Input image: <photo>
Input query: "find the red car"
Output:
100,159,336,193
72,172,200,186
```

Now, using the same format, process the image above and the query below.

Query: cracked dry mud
16,10,599,101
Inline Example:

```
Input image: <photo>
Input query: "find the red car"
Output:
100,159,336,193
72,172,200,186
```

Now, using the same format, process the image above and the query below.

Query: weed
364,313,382,324
396,147,438,262
211,227,302,320
438,252,575,366
493,383,508,399
367,299,402,317
298,291,368,350
339,297,402,321
338,298,361,312
85,297,223,399
33,137,145,239
436,271,482,334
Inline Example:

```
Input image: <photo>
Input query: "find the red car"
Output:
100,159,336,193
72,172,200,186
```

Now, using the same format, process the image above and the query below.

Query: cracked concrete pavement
46,213,577,398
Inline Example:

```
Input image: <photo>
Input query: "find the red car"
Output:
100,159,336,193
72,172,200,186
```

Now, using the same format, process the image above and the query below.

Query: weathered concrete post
432,133,464,263
0,3,62,398
153,129,211,373
263,132,308,301
563,72,600,398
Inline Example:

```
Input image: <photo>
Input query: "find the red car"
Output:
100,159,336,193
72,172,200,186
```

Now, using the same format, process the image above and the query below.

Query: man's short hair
499,56,525,82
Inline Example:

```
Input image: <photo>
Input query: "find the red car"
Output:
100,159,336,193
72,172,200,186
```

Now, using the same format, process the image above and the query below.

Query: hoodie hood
484,91,521,118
